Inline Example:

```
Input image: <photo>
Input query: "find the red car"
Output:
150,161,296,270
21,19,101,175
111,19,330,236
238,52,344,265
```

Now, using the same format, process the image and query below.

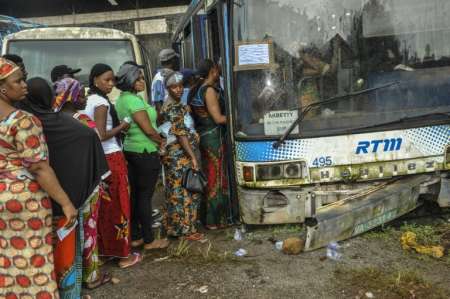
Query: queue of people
0,49,232,298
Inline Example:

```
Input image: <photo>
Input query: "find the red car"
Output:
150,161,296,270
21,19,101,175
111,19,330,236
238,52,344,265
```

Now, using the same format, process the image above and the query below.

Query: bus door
204,1,240,222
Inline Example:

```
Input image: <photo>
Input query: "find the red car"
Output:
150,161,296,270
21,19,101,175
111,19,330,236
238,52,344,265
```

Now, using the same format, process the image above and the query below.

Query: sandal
144,239,170,250
184,233,205,241
118,252,143,269
205,225,218,230
82,273,112,290
131,239,144,248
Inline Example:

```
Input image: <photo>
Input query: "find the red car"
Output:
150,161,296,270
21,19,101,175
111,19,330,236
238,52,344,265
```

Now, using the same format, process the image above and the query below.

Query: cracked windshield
233,0,450,138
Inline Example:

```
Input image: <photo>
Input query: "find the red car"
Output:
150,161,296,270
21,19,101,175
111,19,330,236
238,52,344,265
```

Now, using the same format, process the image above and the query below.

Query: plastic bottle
326,241,342,260
234,228,243,241
275,241,284,251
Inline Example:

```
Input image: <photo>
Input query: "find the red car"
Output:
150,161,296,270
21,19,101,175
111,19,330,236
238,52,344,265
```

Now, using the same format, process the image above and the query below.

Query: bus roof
4,27,137,41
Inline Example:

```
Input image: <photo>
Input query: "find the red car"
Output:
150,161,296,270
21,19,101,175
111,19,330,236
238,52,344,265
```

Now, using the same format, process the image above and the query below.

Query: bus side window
207,7,221,61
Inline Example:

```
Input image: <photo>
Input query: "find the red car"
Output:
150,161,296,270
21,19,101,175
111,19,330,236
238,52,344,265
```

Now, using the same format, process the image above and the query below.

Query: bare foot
118,252,143,269
131,239,144,248
144,239,170,250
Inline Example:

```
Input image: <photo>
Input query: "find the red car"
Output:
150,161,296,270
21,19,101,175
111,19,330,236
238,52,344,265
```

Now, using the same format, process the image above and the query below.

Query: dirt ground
87,193,450,299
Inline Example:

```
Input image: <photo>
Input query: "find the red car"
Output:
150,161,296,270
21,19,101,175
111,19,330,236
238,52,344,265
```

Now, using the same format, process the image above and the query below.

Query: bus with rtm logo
174,0,450,250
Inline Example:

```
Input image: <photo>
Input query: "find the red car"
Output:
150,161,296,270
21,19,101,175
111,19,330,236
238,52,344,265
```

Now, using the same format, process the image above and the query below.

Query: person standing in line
52,77,114,290
20,77,111,297
83,63,142,268
0,58,77,298
2,54,28,80
50,65,81,83
189,59,231,229
151,48,180,112
115,62,170,250
161,71,203,240
180,68,198,106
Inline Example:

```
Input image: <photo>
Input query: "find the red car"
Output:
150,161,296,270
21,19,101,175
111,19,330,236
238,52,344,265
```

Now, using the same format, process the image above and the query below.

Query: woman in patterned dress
0,59,77,297
189,59,231,229
161,71,203,240
20,77,110,298
53,77,113,290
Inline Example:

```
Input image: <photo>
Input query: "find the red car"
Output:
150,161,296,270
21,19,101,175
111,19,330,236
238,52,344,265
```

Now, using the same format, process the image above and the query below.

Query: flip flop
82,273,112,290
184,233,205,241
131,239,144,248
119,252,143,269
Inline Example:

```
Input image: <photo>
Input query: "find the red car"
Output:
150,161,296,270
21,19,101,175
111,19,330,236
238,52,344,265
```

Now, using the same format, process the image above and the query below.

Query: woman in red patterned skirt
82,64,141,268
0,58,77,297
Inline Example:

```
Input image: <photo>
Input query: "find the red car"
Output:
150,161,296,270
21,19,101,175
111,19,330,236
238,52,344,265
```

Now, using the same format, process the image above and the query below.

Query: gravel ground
86,193,450,299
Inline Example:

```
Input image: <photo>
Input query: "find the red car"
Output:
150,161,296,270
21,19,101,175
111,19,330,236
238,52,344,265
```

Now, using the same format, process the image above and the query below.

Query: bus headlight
255,162,305,181
284,163,302,178
257,165,282,180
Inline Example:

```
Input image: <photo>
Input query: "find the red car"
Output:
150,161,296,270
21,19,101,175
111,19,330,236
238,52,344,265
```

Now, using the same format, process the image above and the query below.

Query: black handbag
182,168,208,193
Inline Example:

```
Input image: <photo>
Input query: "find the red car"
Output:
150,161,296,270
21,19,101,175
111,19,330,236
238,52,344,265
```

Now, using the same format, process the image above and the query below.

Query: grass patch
167,239,241,265
364,225,399,241
242,224,303,242
334,266,449,299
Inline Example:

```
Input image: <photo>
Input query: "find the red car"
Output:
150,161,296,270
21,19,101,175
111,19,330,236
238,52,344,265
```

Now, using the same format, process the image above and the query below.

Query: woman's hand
192,157,200,171
120,121,131,132
160,139,167,150
62,202,78,228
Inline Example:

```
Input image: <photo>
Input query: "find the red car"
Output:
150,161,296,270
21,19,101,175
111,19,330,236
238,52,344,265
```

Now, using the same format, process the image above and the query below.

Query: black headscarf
17,77,109,216
88,63,121,129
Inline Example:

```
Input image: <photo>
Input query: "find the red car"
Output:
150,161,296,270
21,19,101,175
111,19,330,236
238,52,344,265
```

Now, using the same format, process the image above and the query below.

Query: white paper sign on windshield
238,43,270,66
264,110,299,136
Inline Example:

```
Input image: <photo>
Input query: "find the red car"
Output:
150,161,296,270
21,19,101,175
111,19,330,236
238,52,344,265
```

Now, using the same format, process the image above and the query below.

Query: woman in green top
115,62,169,250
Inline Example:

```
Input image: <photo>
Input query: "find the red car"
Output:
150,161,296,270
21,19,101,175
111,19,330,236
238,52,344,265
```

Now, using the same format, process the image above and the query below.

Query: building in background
0,0,190,72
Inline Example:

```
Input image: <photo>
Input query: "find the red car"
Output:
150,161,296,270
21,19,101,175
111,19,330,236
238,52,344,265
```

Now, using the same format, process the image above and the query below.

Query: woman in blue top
189,59,231,229
115,62,169,250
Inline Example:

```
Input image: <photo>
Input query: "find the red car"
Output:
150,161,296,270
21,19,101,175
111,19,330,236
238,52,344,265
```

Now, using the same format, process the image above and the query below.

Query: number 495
312,156,332,167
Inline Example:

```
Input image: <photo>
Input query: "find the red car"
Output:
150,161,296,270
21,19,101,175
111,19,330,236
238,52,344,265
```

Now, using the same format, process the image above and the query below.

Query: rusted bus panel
303,175,431,251
238,187,305,224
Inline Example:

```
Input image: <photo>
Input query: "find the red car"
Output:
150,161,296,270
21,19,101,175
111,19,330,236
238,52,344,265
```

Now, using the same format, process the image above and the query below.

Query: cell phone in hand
123,116,132,124
57,220,78,241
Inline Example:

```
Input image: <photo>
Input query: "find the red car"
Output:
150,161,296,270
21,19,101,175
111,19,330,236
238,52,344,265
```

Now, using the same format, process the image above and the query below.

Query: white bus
175,0,450,250
2,27,152,101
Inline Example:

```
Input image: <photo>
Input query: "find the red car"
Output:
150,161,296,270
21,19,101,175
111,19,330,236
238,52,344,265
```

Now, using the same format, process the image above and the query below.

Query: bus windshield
233,0,450,138
8,40,135,84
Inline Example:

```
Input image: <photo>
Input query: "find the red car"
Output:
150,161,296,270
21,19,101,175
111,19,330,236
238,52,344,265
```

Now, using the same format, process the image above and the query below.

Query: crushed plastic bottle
275,241,283,251
234,228,243,241
234,248,248,257
326,242,342,261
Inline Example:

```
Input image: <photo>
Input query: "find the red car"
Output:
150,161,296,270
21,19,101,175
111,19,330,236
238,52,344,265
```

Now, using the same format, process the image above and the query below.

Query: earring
0,89,6,94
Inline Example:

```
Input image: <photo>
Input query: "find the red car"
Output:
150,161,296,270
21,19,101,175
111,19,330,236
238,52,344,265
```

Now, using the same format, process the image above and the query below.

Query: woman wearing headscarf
0,58,77,298
53,77,95,128
189,59,231,229
82,63,141,268
18,77,110,298
53,77,114,290
160,71,203,240
115,62,169,250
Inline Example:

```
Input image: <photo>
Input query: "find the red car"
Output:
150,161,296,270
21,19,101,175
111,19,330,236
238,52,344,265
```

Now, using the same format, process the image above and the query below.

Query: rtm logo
356,138,402,154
